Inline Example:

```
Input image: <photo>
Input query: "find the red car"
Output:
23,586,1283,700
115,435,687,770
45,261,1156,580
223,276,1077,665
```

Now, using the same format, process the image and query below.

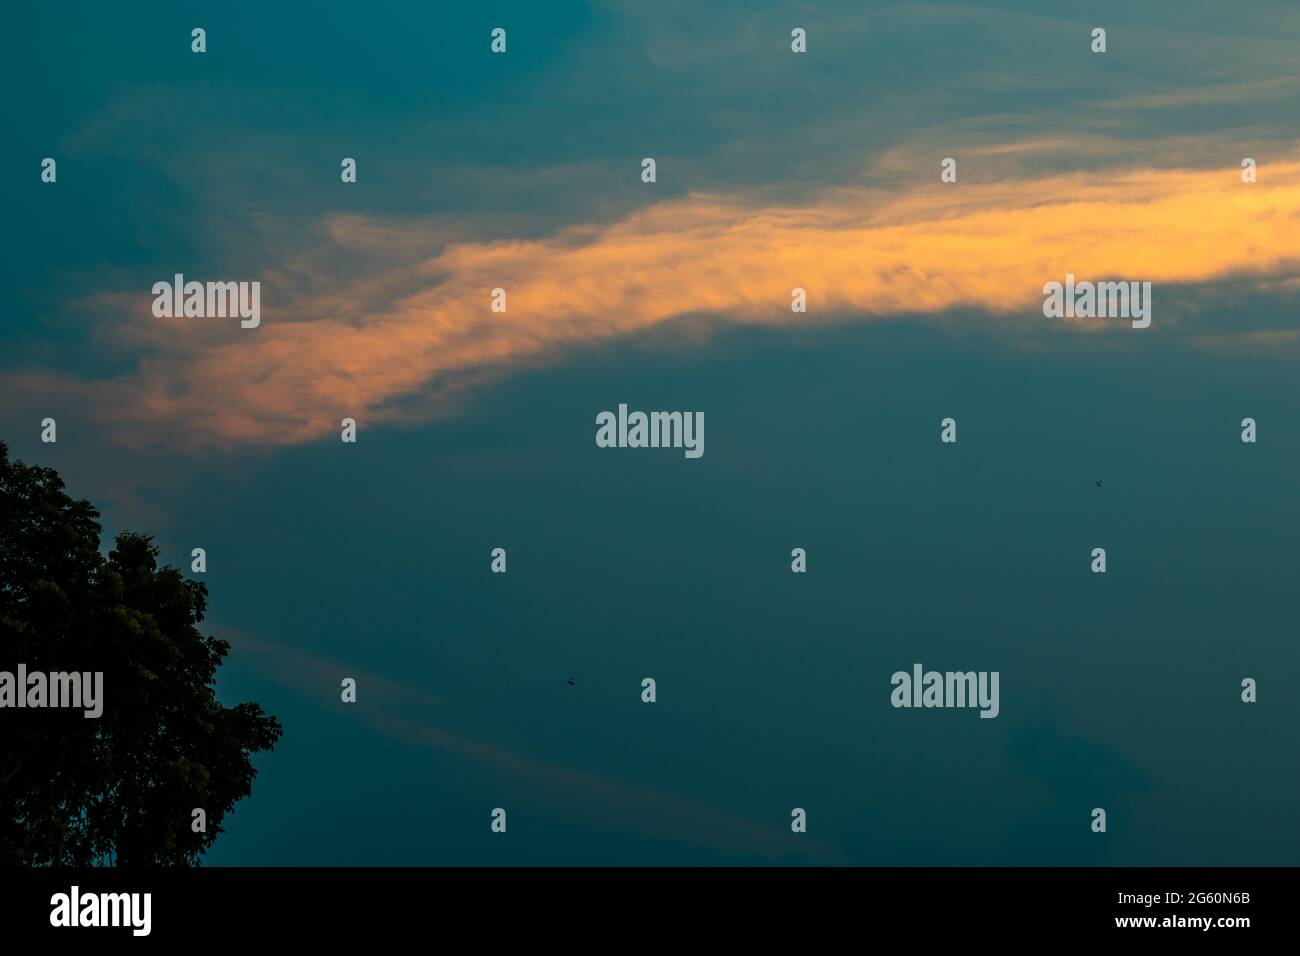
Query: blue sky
3,1,1299,864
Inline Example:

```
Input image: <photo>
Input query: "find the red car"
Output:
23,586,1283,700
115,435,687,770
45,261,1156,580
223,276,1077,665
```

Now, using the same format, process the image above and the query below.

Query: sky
3,0,1299,865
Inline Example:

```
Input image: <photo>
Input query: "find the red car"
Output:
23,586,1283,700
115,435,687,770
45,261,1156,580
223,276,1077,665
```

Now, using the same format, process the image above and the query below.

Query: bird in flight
564,678,577,686
1095,480,1102,487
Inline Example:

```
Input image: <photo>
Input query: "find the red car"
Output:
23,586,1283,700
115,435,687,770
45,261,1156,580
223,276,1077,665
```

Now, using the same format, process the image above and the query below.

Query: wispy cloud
226,628,837,862
8,153,1300,449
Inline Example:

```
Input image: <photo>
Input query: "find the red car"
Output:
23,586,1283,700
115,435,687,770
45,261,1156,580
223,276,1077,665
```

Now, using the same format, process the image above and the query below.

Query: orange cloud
15,157,1300,448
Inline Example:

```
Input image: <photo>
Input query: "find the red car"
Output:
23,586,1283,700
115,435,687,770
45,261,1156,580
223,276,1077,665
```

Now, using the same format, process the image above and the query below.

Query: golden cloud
16,158,1300,448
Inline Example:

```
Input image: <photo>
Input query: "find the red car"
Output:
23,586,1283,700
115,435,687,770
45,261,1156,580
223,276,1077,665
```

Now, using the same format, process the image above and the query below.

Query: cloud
226,628,837,862
7,154,1300,449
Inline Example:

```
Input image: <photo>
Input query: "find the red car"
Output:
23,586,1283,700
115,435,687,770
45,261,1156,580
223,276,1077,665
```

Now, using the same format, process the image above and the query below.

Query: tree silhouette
0,441,281,865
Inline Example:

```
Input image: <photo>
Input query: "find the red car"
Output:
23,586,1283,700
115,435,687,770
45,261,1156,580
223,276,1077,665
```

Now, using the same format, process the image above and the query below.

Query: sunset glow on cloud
13,155,1300,449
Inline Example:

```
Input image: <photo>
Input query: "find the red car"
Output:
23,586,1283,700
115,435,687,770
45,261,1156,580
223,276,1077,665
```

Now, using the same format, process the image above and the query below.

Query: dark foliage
0,441,281,865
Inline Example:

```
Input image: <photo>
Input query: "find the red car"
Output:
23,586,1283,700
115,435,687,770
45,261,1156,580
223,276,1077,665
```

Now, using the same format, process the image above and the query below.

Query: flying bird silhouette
564,678,577,686
1095,480,1102,487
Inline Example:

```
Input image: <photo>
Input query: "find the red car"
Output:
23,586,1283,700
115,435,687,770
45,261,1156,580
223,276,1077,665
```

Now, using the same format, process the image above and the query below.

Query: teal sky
3,1,1299,864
